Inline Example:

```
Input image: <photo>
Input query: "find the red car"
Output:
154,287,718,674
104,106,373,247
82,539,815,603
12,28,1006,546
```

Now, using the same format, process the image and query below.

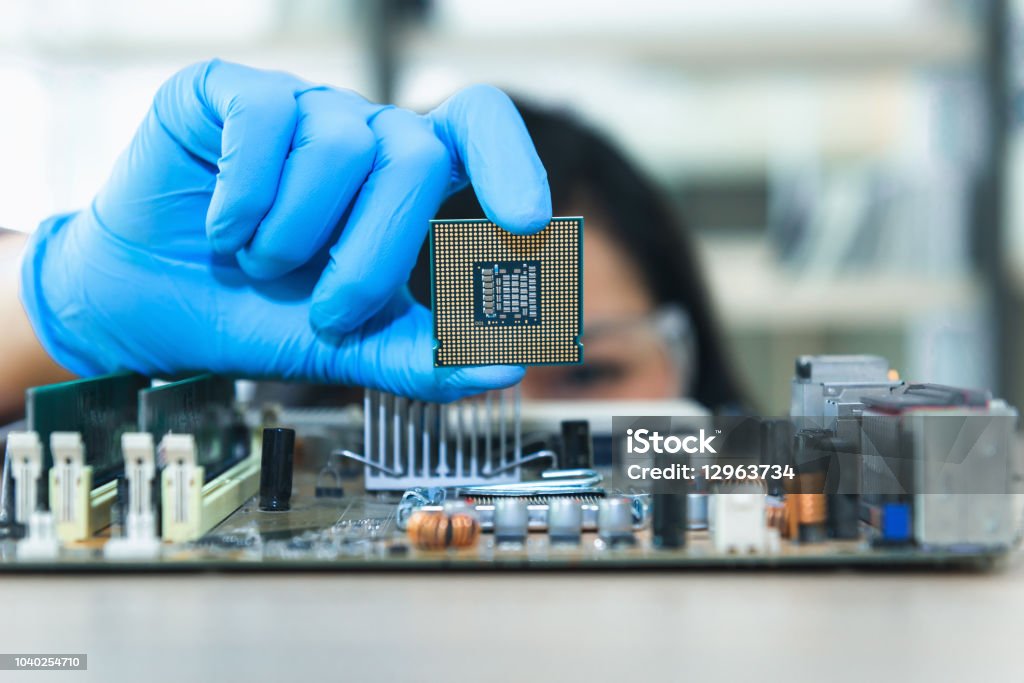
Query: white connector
49,432,93,542
104,433,161,560
159,432,261,543
160,434,201,542
7,431,43,525
7,432,59,559
711,493,767,554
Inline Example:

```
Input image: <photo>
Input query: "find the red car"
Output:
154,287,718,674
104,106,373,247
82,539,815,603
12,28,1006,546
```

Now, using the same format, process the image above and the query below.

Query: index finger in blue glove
428,84,552,235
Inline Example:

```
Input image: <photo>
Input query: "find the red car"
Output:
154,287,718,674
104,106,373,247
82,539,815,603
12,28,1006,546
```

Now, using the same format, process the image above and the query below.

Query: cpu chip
431,217,583,367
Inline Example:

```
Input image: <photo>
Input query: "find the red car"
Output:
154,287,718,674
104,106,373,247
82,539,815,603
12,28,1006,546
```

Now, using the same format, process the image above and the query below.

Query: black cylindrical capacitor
828,493,860,539
792,429,861,540
792,429,831,543
760,418,794,497
652,493,687,549
259,427,295,512
652,450,687,548
822,436,860,540
559,420,593,470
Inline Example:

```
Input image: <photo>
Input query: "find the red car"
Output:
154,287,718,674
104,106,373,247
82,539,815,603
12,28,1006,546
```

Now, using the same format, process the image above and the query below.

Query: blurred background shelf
700,239,980,330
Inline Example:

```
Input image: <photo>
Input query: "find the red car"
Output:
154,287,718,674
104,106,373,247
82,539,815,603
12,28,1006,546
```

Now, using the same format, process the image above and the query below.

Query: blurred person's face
521,215,685,401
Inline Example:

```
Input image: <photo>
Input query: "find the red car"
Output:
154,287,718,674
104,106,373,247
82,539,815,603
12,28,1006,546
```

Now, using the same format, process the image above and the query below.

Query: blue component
881,503,912,541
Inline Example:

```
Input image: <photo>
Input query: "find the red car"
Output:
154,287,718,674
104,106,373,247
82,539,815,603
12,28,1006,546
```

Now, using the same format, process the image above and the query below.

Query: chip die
431,217,583,367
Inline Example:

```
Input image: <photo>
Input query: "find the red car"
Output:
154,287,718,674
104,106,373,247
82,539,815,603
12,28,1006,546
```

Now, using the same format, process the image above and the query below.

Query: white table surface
1,548,1021,683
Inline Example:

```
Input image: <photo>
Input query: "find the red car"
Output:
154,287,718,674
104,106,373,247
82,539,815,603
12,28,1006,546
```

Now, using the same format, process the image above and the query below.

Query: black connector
559,420,593,470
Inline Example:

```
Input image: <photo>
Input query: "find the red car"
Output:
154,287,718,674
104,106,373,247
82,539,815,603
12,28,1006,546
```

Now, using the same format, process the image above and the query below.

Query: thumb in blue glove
20,59,551,401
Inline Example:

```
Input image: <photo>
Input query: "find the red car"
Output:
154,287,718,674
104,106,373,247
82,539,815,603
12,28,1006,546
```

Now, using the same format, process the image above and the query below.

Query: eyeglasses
521,305,698,400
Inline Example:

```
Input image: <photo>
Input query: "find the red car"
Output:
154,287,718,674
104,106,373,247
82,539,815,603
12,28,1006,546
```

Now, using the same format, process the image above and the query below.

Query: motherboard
0,355,1020,572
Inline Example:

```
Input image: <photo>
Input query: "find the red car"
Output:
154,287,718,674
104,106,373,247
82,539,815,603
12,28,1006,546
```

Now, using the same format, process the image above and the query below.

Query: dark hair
409,98,748,411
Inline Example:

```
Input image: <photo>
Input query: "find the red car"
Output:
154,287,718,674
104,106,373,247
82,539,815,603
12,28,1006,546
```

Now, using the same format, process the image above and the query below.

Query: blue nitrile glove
20,59,550,401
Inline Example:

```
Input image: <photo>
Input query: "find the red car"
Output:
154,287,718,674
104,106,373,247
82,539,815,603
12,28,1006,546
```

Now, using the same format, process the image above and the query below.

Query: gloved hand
20,59,551,401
